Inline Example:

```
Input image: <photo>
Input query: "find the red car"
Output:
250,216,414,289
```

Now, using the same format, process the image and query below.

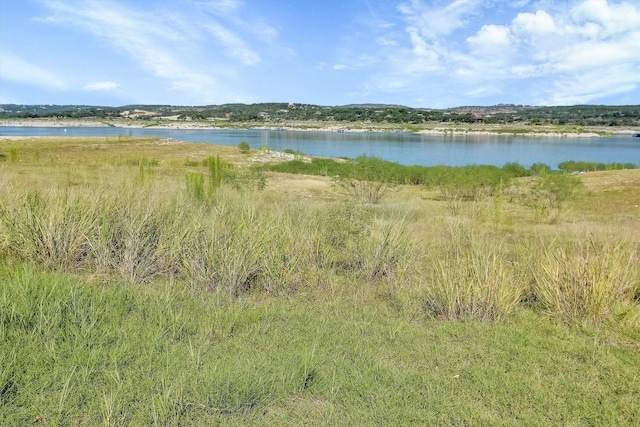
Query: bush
332,156,398,204
529,163,551,176
503,162,529,177
238,141,251,154
436,165,511,201
525,171,582,223
558,161,637,173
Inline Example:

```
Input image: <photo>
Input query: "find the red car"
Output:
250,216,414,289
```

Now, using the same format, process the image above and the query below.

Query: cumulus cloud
571,0,640,36
511,10,556,37
467,24,513,51
359,0,640,105
83,81,119,91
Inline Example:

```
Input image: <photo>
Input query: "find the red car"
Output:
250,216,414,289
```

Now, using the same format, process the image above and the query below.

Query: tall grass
181,194,271,295
1,137,640,424
91,189,189,283
0,140,638,326
0,189,98,270
419,220,523,321
530,236,639,326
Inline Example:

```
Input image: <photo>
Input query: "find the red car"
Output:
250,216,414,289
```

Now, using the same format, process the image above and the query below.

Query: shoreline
0,117,637,138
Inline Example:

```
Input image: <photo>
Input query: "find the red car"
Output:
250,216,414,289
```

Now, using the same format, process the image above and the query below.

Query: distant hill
1,103,639,127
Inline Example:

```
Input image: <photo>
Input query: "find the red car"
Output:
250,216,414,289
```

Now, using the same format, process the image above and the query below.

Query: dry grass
1,136,639,326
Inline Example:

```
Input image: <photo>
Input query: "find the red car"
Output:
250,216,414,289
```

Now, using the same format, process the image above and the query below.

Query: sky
1,0,639,108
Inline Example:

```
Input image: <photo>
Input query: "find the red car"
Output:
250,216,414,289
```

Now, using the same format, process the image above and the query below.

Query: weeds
185,172,206,200
332,156,397,204
333,175,391,204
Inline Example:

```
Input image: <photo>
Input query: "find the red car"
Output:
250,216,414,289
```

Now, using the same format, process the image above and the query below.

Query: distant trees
1,103,638,127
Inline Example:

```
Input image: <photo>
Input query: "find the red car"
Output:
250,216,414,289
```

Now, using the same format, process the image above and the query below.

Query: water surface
1,126,638,168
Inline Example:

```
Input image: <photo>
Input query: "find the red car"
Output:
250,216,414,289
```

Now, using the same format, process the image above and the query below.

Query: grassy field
1,137,639,426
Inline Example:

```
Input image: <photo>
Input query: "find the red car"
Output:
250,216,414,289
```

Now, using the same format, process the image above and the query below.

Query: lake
1,126,639,168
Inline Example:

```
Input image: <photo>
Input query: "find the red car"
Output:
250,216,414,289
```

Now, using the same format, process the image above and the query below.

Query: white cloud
467,24,513,50
0,51,66,90
333,64,347,70
377,36,399,47
398,0,484,40
35,0,287,103
512,10,556,37
356,0,640,105
202,0,241,15
38,0,220,100
204,22,260,65
549,64,639,105
83,81,119,91
571,0,640,36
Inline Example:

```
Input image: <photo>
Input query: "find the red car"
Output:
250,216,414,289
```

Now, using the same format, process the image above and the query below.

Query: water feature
1,126,638,168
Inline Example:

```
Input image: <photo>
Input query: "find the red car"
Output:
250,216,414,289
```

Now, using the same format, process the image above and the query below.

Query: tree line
1,103,638,126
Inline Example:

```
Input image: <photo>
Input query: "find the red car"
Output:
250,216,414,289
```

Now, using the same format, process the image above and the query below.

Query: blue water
1,126,639,168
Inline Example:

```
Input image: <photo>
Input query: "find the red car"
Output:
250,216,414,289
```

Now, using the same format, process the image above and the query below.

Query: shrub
436,166,508,201
529,163,551,176
558,161,637,173
525,171,582,223
503,162,529,177
238,141,251,154
332,156,396,204
226,168,266,192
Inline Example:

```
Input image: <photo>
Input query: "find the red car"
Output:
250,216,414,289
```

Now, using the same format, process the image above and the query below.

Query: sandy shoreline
0,117,637,138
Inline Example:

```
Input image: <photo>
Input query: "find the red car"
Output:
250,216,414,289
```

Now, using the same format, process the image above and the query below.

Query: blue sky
1,0,639,108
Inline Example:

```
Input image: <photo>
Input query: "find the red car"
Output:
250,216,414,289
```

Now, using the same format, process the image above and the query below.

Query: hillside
2,103,639,128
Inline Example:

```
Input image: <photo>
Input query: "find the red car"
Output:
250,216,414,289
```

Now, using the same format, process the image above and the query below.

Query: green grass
0,136,639,425
1,264,639,426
